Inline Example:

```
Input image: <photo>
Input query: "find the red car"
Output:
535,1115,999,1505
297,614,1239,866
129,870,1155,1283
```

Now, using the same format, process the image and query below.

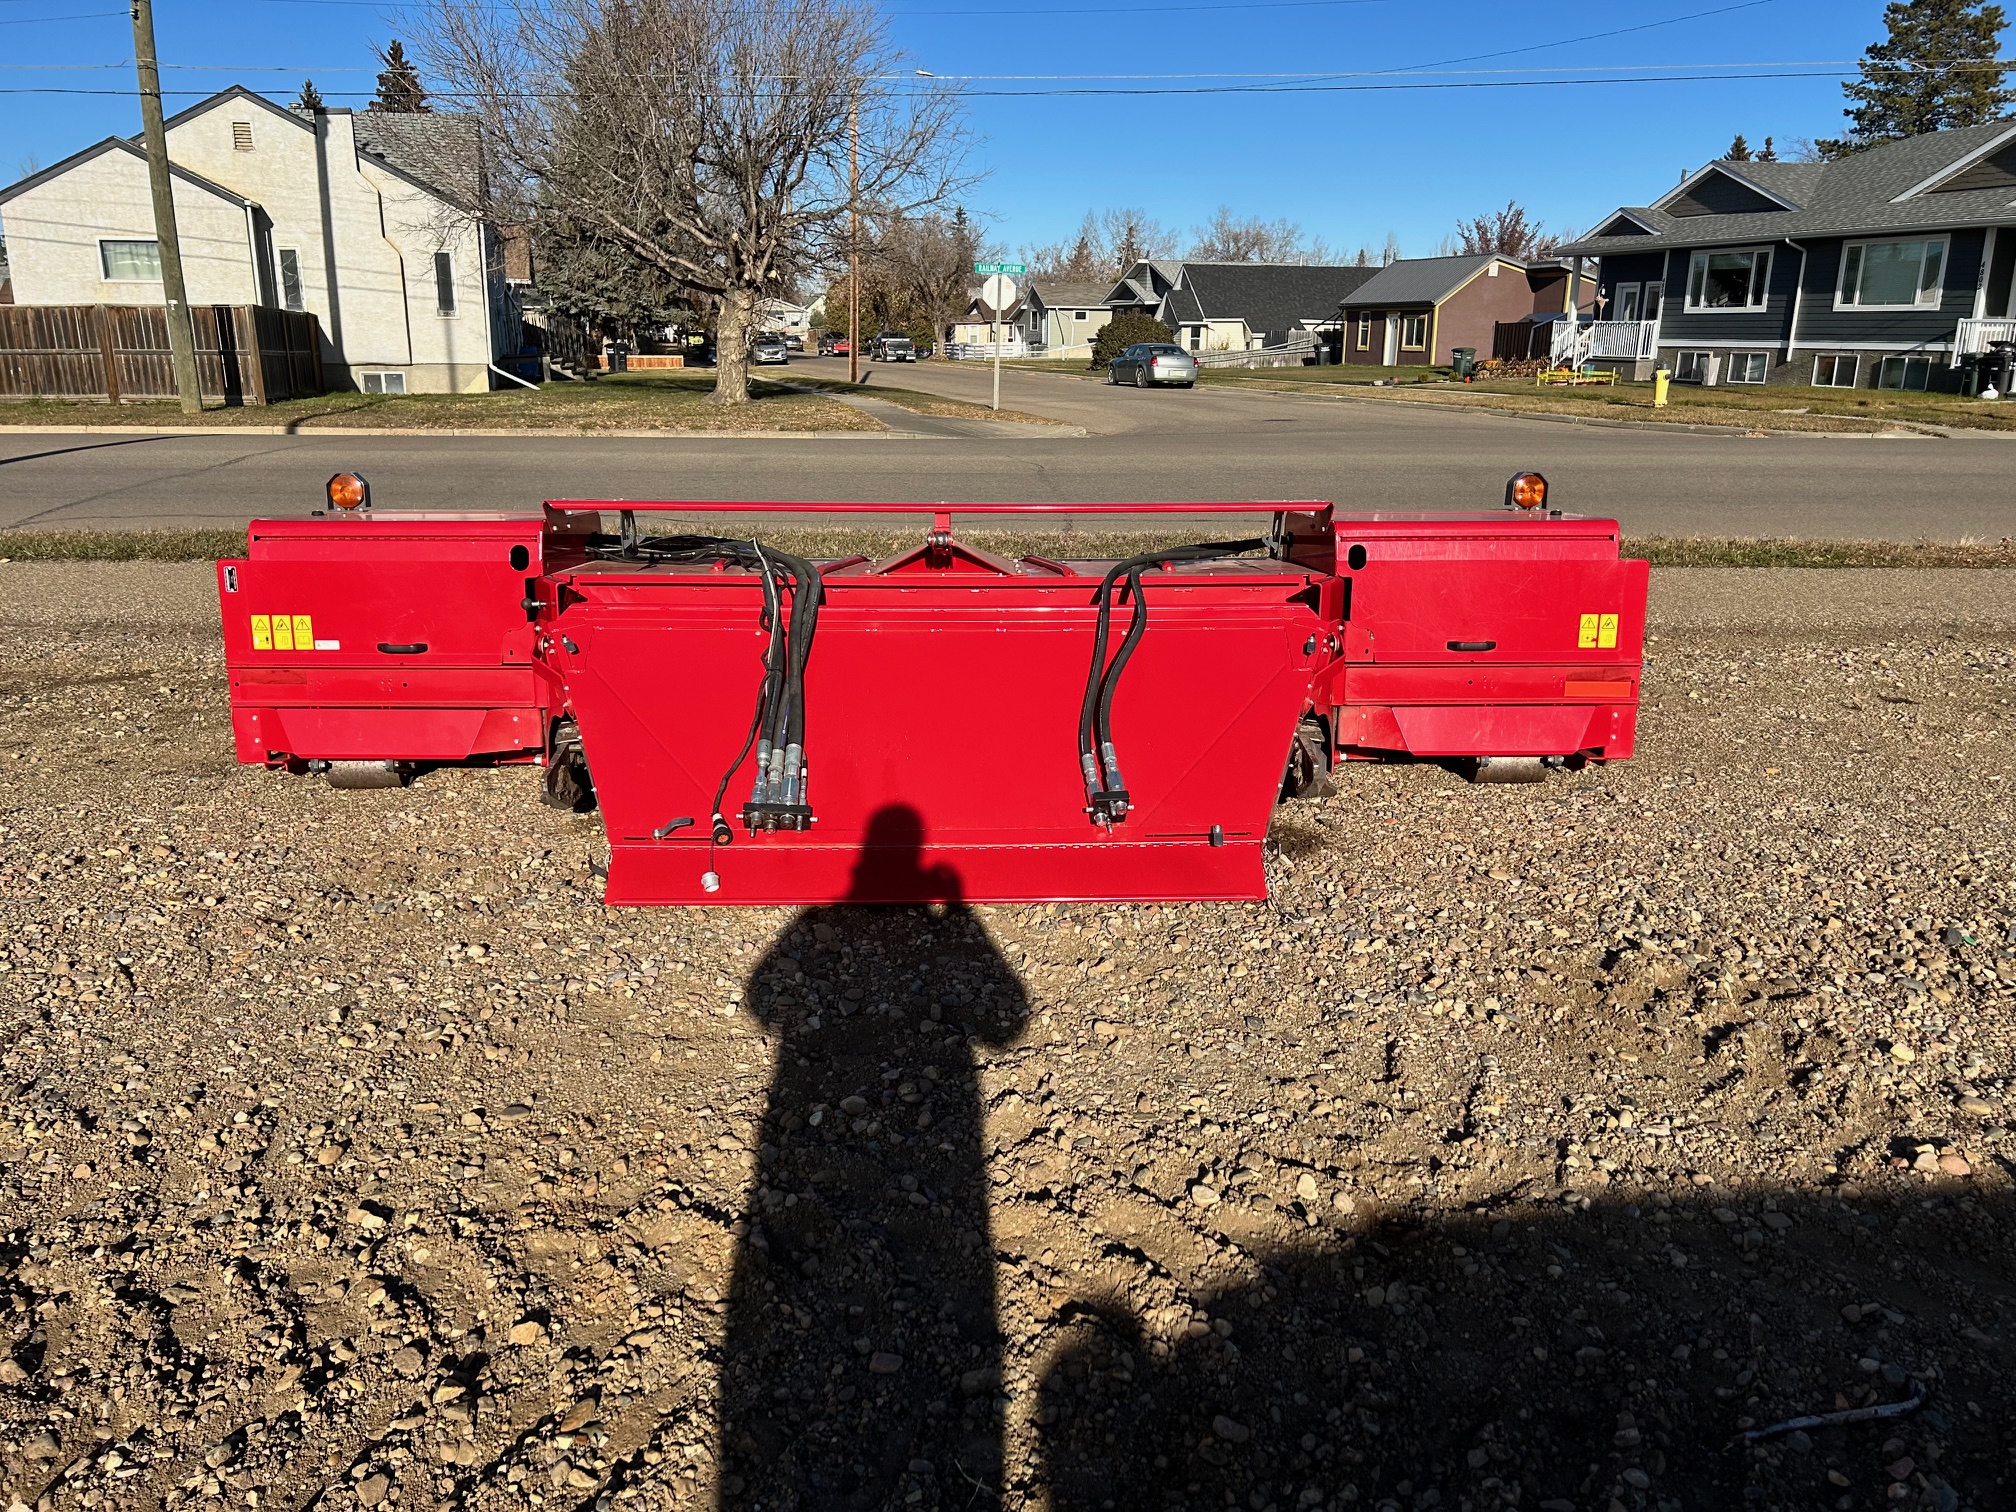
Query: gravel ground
1,563,2013,1512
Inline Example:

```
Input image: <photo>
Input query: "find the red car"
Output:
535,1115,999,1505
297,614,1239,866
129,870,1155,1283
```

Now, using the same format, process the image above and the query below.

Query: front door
1382,314,1399,366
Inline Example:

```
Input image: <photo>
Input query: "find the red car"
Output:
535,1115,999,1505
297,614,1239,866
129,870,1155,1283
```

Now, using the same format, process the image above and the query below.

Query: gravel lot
2,563,2013,1512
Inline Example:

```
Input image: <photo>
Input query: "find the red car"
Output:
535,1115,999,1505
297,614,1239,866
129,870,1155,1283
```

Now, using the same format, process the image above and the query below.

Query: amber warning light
1504,471,1549,512
327,472,372,512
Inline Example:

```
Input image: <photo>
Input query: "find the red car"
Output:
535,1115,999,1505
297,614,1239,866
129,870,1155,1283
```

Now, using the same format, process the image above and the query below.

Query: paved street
4,356,2015,537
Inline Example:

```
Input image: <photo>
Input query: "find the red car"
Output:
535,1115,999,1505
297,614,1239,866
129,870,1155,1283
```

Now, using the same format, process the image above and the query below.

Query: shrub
1089,313,1175,369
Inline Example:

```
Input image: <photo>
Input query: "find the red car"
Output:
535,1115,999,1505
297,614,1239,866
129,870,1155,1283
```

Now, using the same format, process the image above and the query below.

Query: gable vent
1934,141,2016,193
232,120,253,151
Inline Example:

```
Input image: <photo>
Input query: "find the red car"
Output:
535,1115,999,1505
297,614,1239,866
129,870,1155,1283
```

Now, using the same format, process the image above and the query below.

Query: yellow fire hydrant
1652,367,1671,408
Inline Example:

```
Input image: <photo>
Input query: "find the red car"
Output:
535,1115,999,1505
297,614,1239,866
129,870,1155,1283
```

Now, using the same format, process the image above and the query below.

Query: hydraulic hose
1077,538,1269,825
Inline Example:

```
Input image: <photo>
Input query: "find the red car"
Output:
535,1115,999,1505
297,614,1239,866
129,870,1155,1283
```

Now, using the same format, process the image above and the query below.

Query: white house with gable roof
0,86,516,393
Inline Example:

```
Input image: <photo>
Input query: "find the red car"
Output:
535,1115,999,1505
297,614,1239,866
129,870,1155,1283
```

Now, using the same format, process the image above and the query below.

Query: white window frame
1877,354,1932,391
1642,281,1664,323
1812,353,1859,388
98,238,161,282
1613,282,1642,321
361,371,408,395
1399,313,1428,351
1355,314,1371,349
1673,350,1713,383
1684,247,1772,312
1726,351,1770,384
1834,235,1947,311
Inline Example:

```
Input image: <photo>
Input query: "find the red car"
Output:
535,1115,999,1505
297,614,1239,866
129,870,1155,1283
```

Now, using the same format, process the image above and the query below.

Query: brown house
1337,254,1588,366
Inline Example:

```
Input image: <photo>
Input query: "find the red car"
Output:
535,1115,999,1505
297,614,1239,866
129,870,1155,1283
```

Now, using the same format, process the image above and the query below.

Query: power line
0,68,1868,98
0,8,123,21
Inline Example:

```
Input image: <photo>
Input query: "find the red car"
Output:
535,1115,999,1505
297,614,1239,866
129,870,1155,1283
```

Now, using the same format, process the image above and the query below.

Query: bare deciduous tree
1186,206,1331,264
1452,201,1551,258
416,0,971,402
1023,207,1178,281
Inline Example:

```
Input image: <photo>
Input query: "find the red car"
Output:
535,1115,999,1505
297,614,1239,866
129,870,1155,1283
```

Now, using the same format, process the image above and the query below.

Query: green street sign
974,261,1027,275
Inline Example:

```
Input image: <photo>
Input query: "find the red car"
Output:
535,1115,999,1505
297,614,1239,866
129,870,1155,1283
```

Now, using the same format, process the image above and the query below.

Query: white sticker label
314,639,342,651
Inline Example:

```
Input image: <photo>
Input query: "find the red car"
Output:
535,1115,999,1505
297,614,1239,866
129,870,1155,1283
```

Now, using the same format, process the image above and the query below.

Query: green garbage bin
1451,347,1477,379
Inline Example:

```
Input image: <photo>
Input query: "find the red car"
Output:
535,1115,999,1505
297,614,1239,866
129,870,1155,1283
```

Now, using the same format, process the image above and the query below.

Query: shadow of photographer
717,805,1029,1510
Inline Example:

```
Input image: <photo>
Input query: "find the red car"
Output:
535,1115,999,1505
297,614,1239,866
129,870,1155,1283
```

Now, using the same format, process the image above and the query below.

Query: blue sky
0,1,1936,258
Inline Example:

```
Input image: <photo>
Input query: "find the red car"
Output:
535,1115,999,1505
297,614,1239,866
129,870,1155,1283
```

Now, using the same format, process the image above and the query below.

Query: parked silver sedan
1108,342,1198,388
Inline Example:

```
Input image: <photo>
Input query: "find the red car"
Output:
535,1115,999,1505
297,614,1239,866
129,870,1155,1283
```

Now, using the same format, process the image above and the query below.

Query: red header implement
217,490,1648,906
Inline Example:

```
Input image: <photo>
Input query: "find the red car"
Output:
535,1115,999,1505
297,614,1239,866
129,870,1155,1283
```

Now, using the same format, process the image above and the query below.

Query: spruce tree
1757,135,1778,161
293,79,324,112
1818,0,2013,156
1725,133,1752,160
370,40,431,113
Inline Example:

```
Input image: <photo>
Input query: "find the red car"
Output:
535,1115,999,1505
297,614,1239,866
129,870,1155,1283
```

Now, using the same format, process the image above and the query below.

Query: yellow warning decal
1578,611,1620,650
271,615,294,651
250,614,272,650
292,614,314,649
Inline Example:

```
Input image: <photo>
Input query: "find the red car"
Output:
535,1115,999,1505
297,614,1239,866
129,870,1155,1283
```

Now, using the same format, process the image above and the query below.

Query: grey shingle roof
1557,121,2016,257
1337,254,1520,308
351,111,484,207
1174,262,1380,339
1029,279,1112,309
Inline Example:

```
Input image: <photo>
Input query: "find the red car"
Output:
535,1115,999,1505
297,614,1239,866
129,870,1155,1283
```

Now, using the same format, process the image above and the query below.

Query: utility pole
847,89,860,385
131,0,202,414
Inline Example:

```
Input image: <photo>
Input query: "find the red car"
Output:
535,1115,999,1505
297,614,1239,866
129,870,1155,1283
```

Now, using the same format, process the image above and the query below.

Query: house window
1673,350,1713,382
1726,352,1770,384
99,239,161,281
1643,282,1664,322
1400,313,1427,350
1812,354,1859,387
1356,314,1371,349
232,120,253,151
1685,248,1770,310
1073,309,1087,320
361,371,408,395
277,248,304,311
433,252,457,315
1838,237,1946,308
1613,283,1642,321
1877,355,1932,390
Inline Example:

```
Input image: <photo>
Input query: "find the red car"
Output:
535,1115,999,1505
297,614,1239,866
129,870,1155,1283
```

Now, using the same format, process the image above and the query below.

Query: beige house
0,87,514,393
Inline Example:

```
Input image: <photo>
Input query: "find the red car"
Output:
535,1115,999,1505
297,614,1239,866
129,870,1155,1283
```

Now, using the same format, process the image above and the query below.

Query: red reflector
1564,679,1632,698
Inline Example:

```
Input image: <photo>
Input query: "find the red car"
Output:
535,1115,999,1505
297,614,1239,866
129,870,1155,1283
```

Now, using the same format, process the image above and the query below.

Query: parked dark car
1108,342,1198,388
871,333,916,363
818,334,849,357
751,334,790,365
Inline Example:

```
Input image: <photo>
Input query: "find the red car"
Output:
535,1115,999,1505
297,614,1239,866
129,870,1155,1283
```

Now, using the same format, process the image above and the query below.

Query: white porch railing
1955,318,2016,354
1550,320,1658,365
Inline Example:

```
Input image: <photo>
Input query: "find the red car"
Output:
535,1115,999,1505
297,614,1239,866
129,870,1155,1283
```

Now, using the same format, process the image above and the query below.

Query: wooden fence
0,304,324,405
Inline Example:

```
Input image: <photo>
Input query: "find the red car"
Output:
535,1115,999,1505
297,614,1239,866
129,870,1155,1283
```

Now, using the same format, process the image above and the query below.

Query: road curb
0,423,920,440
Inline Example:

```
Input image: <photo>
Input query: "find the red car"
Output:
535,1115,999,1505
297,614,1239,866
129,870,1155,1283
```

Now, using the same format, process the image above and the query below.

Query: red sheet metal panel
545,554,1327,904
218,513,589,766
1300,514,1647,762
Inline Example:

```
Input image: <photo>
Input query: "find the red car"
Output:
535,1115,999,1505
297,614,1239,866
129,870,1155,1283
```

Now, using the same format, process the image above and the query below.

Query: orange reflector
1564,679,1632,698
1505,470,1549,511
327,472,371,511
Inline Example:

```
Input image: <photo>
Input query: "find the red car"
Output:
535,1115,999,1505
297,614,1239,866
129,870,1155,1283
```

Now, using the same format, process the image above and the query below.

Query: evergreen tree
294,78,324,112
1757,135,1778,161
1818,0,2013,156
370,40,431,113
1725,133,1752,160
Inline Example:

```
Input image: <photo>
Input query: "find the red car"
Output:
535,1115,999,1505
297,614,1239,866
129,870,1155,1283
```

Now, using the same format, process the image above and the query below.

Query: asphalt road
4,355,2014,538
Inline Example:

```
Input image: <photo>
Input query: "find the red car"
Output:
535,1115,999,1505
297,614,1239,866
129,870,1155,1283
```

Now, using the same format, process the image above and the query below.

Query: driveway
3,360,2014,539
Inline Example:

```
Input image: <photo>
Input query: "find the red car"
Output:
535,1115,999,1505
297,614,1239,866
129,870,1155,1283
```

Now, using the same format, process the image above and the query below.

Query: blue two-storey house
1555,121,2016,390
